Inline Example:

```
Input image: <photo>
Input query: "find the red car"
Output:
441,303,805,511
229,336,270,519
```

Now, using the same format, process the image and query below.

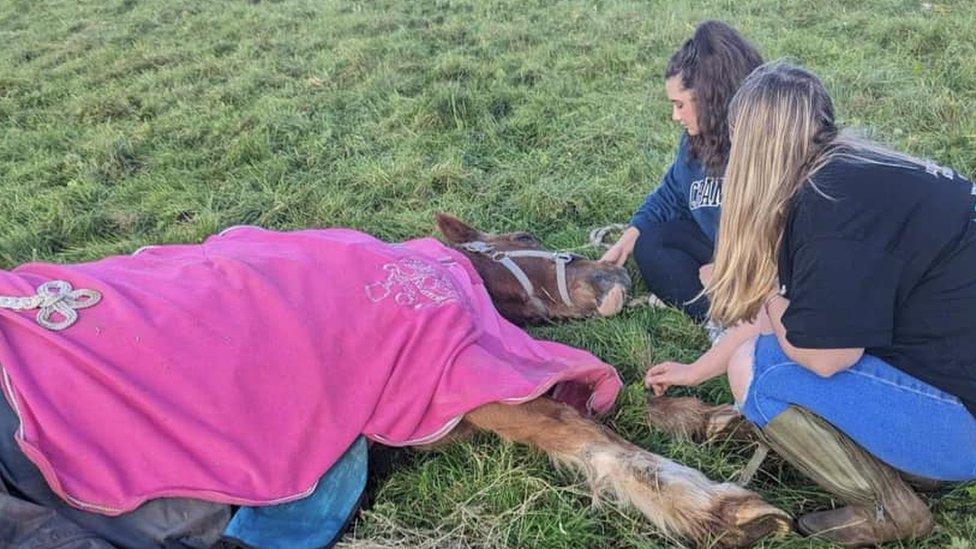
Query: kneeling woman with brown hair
652,61,976,545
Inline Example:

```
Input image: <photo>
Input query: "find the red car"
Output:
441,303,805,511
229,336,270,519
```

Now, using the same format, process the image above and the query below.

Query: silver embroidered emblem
364,258,460,309
0,280,102,331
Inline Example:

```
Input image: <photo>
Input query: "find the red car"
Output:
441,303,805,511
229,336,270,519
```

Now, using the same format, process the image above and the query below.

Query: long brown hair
706,62,931,325
666,21,764,176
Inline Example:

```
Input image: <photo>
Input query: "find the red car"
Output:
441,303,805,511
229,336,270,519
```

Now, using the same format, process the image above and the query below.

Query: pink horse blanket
0,227,621,514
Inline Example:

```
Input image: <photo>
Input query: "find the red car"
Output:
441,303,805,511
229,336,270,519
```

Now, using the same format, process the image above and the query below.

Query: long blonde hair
706,61,925,325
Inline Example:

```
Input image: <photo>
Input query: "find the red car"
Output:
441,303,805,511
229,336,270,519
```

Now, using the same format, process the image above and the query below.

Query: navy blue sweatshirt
629,134,722,244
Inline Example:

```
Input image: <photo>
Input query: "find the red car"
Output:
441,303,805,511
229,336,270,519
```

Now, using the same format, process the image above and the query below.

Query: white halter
458,241,575,306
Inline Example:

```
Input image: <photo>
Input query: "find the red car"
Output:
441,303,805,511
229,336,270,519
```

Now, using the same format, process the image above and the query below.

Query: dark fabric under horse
0,391,231,547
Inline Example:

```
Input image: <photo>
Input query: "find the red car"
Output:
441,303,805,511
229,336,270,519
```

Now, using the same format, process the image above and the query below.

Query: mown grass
2,0,975,547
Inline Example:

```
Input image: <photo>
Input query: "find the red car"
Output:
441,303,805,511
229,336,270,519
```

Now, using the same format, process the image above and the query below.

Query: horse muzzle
593,267,631,317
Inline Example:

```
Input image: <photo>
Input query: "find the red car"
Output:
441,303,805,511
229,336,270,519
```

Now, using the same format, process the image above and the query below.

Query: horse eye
512,232,538,245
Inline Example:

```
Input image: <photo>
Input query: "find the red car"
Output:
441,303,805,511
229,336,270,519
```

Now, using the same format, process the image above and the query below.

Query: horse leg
413,421,478,452
646,395,751,443
464,397,790,547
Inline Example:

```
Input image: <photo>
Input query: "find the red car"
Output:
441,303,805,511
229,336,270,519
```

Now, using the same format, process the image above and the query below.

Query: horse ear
436,213,481,243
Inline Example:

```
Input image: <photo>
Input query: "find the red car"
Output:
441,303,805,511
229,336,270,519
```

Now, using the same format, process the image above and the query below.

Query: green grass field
2,0,975,546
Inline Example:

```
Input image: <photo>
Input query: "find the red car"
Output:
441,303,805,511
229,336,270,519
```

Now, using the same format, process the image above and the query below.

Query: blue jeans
739,334,976,482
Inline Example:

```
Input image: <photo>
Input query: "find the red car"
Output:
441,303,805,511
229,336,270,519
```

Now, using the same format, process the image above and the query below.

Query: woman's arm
763,294,864,377
601,164,687,266
645,316,765,395
600,226,640,265
646,266,768,395
605,136,695,266
628,135,695,235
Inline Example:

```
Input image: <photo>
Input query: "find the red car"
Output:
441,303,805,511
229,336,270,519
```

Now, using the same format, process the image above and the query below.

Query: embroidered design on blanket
0,280,101,331
364,258,460,309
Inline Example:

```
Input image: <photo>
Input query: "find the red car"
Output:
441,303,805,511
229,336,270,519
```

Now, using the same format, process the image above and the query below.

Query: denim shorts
739,334,976,481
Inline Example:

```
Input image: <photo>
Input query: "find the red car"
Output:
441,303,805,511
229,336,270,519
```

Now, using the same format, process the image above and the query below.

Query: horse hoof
711,495,793,548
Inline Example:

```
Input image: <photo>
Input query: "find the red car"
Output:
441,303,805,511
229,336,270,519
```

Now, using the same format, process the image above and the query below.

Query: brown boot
757,406,934,546
796,503,932,546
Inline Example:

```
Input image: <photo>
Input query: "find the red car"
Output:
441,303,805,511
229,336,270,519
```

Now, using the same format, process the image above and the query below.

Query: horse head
436,213,631,324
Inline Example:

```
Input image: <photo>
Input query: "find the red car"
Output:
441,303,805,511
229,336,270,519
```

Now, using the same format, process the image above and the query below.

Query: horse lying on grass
0,214,789,547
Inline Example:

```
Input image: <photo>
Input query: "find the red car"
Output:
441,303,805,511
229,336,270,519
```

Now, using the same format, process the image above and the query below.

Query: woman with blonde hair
648,62,976,545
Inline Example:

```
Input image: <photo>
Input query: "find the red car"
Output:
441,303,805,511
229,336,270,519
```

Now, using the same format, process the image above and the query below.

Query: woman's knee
632,231,710,320
728,337,757,404
631,229,666,267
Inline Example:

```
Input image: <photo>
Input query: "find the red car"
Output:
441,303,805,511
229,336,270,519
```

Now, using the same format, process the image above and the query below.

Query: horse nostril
594,268,631,294
618,269,632,292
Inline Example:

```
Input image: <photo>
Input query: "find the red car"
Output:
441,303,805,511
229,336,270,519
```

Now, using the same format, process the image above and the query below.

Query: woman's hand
600,227,640,266
698,263,714,286
644,361,704,396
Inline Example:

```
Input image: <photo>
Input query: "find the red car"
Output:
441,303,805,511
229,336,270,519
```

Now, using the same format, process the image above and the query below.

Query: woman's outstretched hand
600,226,640,266
645,361,703,396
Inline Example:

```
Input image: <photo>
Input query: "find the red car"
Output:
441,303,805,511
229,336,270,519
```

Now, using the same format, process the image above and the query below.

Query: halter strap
458,242,575,307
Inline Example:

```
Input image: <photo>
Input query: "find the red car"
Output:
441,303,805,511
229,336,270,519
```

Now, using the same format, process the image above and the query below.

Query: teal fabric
223,436,367,549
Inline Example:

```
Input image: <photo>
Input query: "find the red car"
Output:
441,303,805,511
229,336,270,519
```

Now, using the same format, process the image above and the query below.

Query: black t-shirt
778,154,976,417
